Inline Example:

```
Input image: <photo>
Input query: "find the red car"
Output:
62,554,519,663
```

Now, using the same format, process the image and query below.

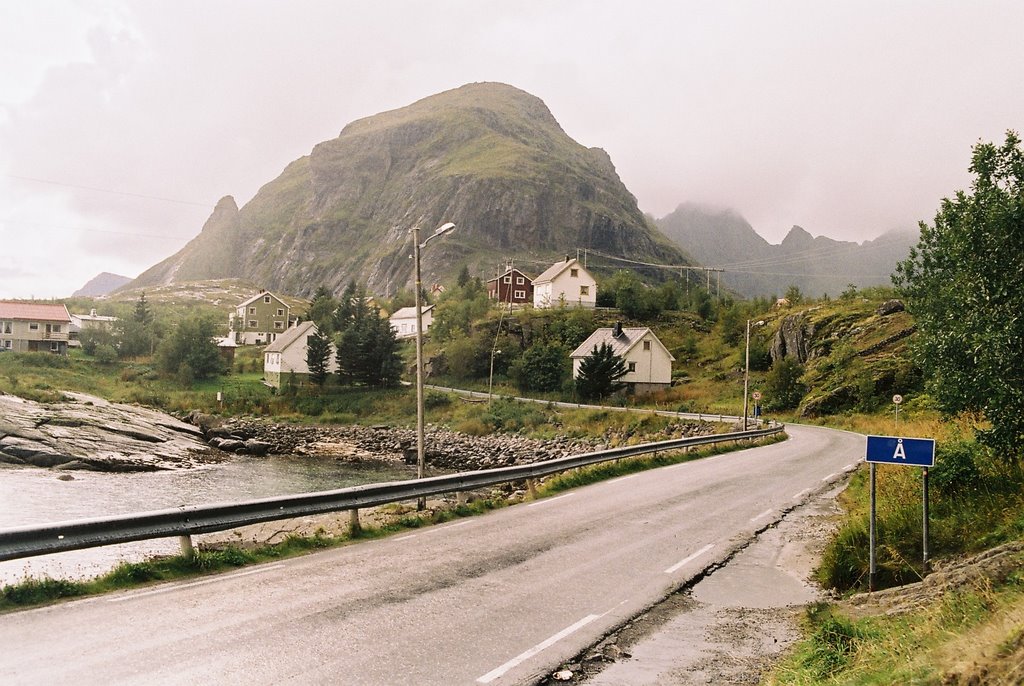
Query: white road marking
792,488,811,500
664,543,715,574
844,463,856,471
477,613,602,683
608,474,638,484
823,473,837,482
750,509,773,522
394,534,417,541
527,492,576,508
107,563,286,602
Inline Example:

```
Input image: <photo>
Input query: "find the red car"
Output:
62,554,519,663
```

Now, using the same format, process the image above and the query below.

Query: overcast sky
2,1,1022,299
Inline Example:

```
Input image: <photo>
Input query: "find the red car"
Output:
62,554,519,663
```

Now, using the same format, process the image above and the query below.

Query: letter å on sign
866,435,935,467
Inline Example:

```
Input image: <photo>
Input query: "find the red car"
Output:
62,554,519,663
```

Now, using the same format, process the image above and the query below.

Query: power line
3,173,214,208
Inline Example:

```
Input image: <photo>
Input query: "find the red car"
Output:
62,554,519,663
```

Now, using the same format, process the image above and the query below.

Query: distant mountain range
129,82,692,297
656,203,917,298
72,272,132,297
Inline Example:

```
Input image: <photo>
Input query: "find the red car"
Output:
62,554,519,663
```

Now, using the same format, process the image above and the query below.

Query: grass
769,564,1024,685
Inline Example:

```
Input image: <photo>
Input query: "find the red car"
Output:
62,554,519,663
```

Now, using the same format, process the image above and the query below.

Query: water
0,456,416,584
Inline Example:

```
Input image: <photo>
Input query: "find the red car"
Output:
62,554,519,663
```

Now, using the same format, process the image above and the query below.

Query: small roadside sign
752,391,762,401
893,394,903,404
866,435,935,467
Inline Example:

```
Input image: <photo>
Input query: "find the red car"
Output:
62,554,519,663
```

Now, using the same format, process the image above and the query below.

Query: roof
264,320,317,353
237,290,288,309
486,268,533,284
570,327,675,361
533,258,590,285
390,305,434,320
0,301,72,322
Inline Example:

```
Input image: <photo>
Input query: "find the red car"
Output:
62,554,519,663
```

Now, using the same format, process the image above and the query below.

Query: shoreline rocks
184,413,717,473
0,392,217,472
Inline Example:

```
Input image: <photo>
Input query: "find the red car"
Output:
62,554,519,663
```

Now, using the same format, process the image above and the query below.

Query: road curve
0,423,862,685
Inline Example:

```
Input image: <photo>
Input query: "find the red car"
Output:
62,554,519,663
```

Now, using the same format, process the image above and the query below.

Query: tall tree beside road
305,329,333,387
894,131,1024,458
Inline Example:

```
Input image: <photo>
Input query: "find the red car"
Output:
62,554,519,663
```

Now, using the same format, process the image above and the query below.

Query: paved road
0,424,862,685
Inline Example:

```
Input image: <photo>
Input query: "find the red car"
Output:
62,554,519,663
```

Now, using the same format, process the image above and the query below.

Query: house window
50,342,60,352
570,268,578,277
248,320,258,328
643,340,651,351
628,361,636,372
249,307,256,315
579,285,589,296
52,325,61,333
514,290,526,299
264,296,271,304
503,276,512,283
2,340,10,349
274,321,284,330
1,321,10,334
516,276,525,284
29,323,39,331
276,308,284,316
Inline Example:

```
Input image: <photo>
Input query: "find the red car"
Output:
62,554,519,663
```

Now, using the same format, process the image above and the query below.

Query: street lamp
413,221,455,510
743,319,765,431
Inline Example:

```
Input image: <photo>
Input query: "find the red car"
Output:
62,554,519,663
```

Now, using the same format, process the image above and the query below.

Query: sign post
892,394,903,430
865,434,936,591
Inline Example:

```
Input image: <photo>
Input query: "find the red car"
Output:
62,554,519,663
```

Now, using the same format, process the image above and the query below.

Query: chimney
565,255,571,262
613,322,623,337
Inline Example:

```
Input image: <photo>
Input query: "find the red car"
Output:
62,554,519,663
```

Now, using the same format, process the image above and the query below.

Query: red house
486,268,534,305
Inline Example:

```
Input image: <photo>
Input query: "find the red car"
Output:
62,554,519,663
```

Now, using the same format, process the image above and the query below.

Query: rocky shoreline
186,414,718,473
0,390,718,475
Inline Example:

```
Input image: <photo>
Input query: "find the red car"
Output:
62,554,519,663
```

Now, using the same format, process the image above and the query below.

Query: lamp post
743,319,765,431
413,221,455,510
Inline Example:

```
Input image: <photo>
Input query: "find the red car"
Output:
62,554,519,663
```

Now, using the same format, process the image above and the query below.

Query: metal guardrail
0,425,782,563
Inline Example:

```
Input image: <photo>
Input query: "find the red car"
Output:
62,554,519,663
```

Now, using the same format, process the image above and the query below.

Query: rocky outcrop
189,416,717,473
876,299,906,316
0,392,215,472
771,313,815,364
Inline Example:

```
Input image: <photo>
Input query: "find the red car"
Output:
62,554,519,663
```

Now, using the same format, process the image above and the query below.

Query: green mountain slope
131,83,691,296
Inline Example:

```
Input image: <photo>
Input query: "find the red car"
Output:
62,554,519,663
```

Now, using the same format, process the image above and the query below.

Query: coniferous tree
305,328,333,386
575,342,628,400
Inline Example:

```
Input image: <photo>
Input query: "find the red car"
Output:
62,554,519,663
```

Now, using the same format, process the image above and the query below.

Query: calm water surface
0,455,416,584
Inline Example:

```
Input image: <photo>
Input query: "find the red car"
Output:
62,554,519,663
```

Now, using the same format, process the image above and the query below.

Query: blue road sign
866,435,935,467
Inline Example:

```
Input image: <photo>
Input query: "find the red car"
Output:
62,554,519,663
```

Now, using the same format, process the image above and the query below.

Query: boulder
877,299,906,316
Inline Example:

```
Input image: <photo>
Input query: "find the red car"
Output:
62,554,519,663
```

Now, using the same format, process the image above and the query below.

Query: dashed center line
527,492,576,508
664,543,715,574
107,563,286,602
477,613,602,683
750,509,773,522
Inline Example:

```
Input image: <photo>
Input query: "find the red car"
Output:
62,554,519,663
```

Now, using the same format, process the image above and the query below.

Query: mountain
131,82,692,296
72,272,133,297
656,203,917,298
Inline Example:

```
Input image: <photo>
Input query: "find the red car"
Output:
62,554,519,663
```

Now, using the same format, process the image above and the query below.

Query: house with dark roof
0,302,73,354
532,257,597,308
570,323,674,395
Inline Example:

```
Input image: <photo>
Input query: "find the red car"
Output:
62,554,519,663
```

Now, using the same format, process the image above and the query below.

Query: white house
389,305,434,339
570,323,675,395
532,257,597,309
263,321,337,388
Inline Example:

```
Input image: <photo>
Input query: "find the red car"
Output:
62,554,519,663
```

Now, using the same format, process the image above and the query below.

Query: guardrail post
179,535,194,561
457,491,469,506
527,479,538,499
349,508,361,536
